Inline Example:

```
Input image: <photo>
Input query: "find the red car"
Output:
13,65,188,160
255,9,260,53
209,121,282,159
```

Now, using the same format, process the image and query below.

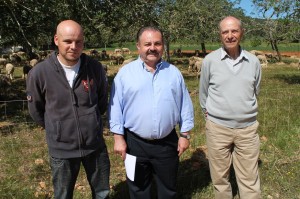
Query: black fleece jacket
26,52,108,158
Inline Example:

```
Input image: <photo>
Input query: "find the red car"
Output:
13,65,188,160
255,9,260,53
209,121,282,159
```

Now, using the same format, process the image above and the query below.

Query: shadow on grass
176,147,211,198
274,74,300,84
109,148,228,198
110,146,243,199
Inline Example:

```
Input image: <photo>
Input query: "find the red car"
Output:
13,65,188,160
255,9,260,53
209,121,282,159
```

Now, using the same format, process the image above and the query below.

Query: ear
136,42,140,50
54,35,59,46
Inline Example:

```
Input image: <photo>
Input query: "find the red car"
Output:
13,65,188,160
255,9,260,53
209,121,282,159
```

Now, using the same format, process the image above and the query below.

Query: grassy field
0,54,299,198
99,41,300,54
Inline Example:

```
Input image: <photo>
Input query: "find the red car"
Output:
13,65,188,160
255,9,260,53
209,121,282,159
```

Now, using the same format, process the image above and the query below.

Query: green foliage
1,0,299,60
250,38,262,47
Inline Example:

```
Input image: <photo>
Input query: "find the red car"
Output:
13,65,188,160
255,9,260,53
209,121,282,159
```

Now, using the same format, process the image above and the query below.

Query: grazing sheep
109,53,124,65
29,59,39,67
89,49,99,57
22,64,32,79
257,54,268,67
101,50,109,60
188,56,203,72
5,63,15,80
114,48,122,54
122,48,131,54
38,51,48,59
194,60,203,73
249,50,264,56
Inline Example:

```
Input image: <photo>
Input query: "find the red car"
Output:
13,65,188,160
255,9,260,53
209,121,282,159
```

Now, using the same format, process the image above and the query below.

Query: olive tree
172,0,244,54
252,0,300,61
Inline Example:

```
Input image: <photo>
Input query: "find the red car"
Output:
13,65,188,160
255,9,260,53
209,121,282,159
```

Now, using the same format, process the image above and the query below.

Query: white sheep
5,63,15,80
29,59,39,67
249,50,264,56
257,54,268,67
122,48,131,54
188,56,203,72
114,48,122,54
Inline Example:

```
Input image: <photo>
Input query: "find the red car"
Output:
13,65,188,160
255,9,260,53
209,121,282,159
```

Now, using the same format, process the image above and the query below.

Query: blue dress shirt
109,57,194,139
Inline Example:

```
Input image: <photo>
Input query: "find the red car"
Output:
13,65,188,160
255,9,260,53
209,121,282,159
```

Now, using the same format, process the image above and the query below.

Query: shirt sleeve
108,74,125,135
254,60,262,96
199,59,209,117
179,74,194,133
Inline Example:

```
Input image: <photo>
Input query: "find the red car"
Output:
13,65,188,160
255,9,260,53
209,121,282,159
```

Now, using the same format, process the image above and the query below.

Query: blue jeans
50,147,110,199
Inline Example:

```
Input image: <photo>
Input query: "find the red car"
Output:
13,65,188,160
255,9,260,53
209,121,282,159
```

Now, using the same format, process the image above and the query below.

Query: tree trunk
273,40,282,62
165,40,171,62
201,42,206,55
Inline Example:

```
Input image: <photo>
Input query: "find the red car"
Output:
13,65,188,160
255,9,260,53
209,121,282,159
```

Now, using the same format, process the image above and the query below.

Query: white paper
124,153,136,181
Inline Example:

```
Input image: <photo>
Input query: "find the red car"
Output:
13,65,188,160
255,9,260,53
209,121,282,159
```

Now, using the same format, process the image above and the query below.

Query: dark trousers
50,147,110,199
125,129,179,199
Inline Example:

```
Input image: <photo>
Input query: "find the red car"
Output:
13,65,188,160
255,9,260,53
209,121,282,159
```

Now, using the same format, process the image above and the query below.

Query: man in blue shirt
109,26,194,199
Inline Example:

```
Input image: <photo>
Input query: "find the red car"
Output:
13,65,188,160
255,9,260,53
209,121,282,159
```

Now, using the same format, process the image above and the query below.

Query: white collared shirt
221,48,248,73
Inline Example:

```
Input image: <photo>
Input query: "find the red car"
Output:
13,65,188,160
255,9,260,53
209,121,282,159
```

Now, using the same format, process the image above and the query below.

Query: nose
70,42,76,49
149,44,156,51
227,31,233,39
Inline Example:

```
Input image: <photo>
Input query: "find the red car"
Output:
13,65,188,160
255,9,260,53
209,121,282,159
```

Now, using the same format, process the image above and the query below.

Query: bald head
219,16,243,32
54,20,84,66
218,16,244,58
56,20,83,37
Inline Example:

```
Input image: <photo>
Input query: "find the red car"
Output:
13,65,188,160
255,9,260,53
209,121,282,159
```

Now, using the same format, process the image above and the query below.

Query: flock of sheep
1,47,299,90
0,47,135,89
0,52,45,81
0,50,49,97
87,48,132,66
186,49,300,79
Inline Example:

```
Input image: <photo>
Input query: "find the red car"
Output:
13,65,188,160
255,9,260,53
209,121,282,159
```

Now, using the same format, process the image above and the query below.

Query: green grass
0,56,299,198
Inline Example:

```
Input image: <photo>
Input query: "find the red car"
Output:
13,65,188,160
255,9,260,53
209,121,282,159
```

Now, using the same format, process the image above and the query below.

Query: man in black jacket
26,20,110,199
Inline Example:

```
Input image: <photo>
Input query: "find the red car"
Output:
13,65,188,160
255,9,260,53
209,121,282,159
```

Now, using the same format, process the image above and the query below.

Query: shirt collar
138,56,163,71
220,46,249,61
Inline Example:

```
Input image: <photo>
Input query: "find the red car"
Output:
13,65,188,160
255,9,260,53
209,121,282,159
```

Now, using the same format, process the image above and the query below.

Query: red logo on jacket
82,79,93,92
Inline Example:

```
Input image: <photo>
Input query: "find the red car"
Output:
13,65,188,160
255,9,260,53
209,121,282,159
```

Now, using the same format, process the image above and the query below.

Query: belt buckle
147,137,156,141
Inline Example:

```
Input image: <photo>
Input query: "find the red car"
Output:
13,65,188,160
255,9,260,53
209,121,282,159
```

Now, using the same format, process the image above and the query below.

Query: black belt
124,128,176,143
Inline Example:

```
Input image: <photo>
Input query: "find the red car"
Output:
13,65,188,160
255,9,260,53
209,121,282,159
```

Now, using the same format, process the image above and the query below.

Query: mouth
147,52,158,56
226,40,237,44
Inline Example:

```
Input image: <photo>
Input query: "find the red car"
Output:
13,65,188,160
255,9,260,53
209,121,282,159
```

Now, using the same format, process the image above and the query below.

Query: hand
177,137,190,156
113,134,127,161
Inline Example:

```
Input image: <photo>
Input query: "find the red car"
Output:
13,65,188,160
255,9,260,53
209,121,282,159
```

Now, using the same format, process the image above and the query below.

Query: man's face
219,18,243,52
136,30,164,65
54,25,84,66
